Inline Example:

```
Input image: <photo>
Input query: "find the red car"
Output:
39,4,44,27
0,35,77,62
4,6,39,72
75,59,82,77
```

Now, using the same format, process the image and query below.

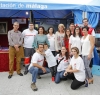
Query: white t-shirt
28,52,44,70
70,56,85,82
69,35,82,55
47,34,55,51
45,49,57,67
56,54,69,72
22,29,38,48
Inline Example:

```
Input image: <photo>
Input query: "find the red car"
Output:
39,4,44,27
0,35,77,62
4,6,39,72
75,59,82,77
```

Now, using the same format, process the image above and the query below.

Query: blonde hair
58,24,65,32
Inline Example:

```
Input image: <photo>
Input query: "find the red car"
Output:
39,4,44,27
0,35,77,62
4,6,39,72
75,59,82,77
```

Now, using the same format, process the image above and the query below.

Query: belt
10,46,21,48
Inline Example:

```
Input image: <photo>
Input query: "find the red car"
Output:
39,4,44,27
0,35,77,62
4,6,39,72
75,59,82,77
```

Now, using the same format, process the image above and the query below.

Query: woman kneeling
55,47,70,83
64,47,86,90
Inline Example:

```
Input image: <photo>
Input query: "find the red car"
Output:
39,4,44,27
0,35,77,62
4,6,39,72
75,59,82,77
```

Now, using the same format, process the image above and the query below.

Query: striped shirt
8,30,23,46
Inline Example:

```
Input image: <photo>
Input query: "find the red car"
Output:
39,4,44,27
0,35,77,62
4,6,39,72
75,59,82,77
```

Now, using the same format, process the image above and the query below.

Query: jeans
82,56,92,79
29,66,50,83
55,70,67,83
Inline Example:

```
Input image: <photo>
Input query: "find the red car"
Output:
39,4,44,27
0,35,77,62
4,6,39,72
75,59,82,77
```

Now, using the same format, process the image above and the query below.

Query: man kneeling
28,44,50,91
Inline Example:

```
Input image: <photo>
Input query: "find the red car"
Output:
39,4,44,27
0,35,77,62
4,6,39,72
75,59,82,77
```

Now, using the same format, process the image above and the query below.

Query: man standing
28,44,50,91
69,23,75,35
8,22,24,79
82,18,95,38
22,22,38,75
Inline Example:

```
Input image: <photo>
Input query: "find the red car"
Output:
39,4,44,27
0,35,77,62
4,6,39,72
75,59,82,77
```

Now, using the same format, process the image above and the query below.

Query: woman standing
55,47,70,83
32,26,50,50
55,24,65,53
64,28,71,51
69,26,82,55
81,26,94,84
64,47,86,90
47,27,56,56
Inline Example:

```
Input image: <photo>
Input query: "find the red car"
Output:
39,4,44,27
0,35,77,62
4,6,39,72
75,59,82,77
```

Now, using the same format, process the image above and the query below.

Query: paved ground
0,68,100,95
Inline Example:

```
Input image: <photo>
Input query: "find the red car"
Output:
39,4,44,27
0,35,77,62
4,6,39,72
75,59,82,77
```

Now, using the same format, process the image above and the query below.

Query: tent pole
29,10,35,23
82,11,87,19
84,12,87,18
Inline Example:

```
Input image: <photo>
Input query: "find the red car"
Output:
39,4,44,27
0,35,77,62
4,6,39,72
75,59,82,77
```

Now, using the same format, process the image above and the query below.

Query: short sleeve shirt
28,52,44,70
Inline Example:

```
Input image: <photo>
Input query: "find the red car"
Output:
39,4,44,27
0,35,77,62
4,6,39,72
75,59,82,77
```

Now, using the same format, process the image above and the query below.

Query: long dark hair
47,27,54,34
73,26,82,38
59,47,69,60
64,28,71,41
38,26,46,34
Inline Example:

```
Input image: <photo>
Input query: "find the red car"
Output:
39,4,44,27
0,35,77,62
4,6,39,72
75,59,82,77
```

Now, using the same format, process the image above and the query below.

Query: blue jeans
55,70,67,83
29,66,50,83
82,56,92,79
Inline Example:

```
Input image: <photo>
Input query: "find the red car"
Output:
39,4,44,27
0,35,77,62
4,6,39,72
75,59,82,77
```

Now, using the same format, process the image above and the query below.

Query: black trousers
67,73,85,90
50,65,57,77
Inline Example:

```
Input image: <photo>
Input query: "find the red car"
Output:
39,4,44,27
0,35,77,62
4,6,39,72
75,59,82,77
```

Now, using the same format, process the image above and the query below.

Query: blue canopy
0,0,86,11
0,0,100,27
0,9,72,18
0,0,100,12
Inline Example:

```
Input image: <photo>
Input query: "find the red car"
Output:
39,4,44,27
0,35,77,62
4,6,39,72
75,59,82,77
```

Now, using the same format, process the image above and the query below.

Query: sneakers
31,83,38,91
52,77,55,81
18,73,23,76
8,75,13,79
24,71,28,75
37,75,41,79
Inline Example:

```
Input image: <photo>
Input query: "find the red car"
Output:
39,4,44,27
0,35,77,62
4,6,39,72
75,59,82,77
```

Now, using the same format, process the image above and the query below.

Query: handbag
56,57,64,66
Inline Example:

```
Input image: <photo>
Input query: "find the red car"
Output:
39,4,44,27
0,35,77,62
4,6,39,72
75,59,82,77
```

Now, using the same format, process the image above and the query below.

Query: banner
12,18,26,24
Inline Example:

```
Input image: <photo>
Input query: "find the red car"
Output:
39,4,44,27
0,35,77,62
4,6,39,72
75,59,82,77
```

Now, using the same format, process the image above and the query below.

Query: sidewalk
0,71,100,95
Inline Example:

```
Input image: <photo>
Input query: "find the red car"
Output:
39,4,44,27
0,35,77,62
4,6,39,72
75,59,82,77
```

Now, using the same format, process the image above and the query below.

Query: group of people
7,18,95,91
